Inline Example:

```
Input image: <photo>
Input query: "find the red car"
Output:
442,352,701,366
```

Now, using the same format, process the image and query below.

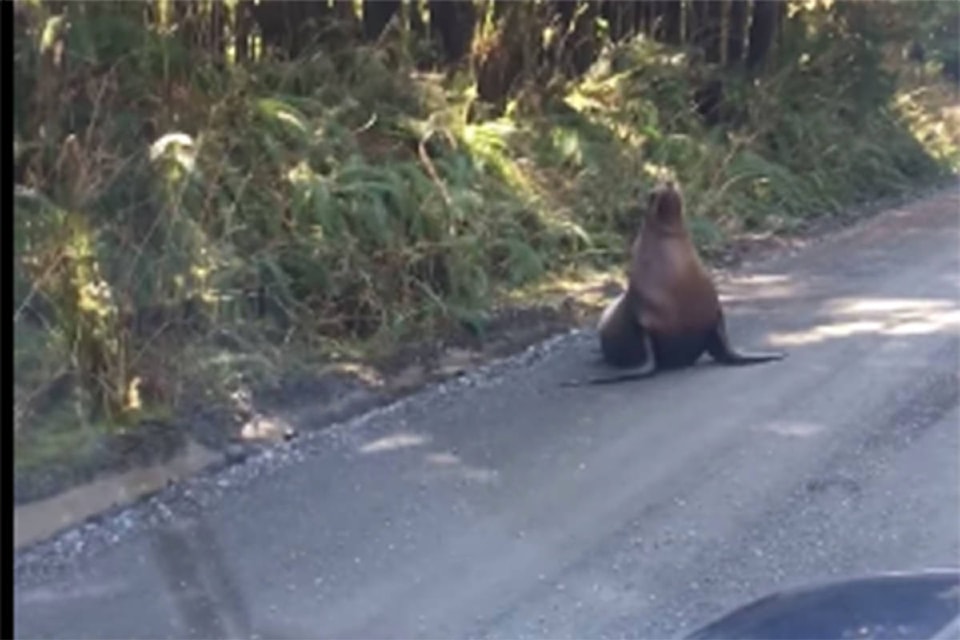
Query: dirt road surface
14,188,960,639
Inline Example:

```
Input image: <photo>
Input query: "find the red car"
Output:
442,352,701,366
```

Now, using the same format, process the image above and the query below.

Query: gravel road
14,188,960,640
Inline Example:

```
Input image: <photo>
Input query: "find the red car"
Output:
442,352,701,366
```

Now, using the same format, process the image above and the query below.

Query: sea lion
566,181,784,386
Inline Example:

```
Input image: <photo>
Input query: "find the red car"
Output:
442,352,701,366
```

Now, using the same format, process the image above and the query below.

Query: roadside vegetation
13,0,960,500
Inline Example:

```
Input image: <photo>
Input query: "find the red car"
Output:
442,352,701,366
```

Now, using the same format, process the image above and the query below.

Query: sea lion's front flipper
561,332,658,387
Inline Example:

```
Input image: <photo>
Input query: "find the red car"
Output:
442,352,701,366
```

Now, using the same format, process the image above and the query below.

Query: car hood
684,569,960,640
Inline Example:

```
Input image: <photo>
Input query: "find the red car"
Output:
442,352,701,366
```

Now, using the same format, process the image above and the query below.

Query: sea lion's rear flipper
706,312,785,365
561,332,658,387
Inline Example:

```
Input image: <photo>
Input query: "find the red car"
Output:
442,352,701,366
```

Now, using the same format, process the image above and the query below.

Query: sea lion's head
642,180,686,233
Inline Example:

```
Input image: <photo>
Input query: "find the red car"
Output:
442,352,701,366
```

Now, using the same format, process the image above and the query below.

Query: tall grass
13,2,958,450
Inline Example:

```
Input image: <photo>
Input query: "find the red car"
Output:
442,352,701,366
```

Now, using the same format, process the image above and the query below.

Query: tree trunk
688,0,706,46
640,0,656,37
233,1,251,62
172,1,196,50
726,0,747,67
204,0,226,59
407,0,427,37
249,0,332,58
568,0,601,76
474,2,535,110
746,0,778,71
429,0,477,64
661,0,681,44
296,1,332,55
332,0,361,35
689,0,721,62
602,0,635,42
551,0,578,36
632,0,647,39
704,0,723,63
363,0,400,41
489,0,509,21
249,1,298,57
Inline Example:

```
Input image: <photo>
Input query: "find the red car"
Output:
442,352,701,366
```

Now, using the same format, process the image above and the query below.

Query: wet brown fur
629,183,719,337
568,181,784,386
